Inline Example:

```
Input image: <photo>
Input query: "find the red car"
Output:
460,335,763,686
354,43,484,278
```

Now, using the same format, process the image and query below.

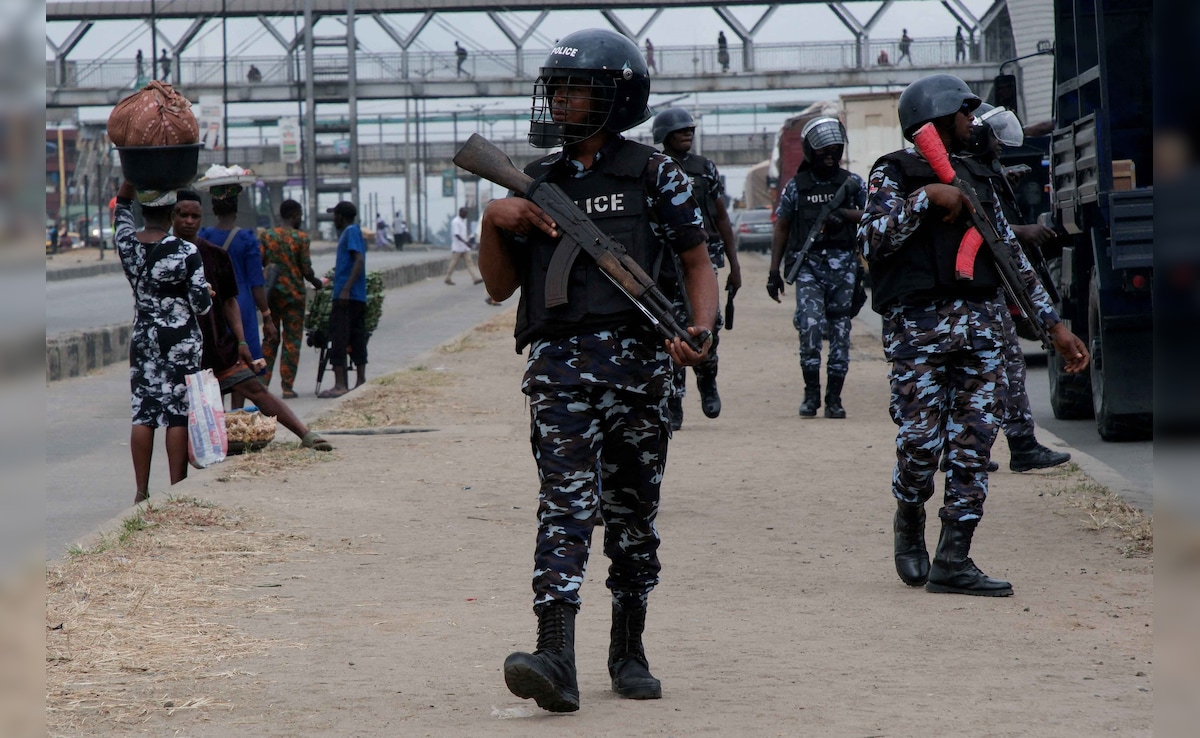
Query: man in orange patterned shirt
259,200,325,398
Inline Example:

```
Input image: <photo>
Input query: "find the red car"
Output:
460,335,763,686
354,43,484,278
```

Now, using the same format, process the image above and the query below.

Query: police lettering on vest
575,193,626,215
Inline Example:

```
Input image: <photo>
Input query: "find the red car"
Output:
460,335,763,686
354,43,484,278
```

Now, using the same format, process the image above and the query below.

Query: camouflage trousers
889,345,1005,523
262,294,305,392
999,309,1036,439
789,248,856,376
527,385,669,609
669,263,723,399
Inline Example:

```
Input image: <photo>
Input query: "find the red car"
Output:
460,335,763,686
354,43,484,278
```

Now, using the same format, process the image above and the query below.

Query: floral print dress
115,200,212,427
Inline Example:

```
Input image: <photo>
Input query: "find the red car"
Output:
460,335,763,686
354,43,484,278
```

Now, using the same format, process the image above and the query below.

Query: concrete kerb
45,253,451,383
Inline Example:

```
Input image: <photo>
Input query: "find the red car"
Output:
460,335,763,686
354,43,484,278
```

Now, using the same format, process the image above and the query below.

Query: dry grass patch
46,497,307,735
1050,472,1153,557
214,441,339,483
314,366,456,429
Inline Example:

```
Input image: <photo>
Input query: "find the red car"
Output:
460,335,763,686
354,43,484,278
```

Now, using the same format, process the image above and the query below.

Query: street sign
198,95,224,151
442,169,455,198
278,117,300,164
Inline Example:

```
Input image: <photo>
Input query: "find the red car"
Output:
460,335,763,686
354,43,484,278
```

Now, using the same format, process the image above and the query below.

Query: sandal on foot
317,387,348,399
301,431,333,451
282,389,299,399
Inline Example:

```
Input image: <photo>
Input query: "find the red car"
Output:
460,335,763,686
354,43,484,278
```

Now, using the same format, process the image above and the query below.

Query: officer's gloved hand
766,269,784,303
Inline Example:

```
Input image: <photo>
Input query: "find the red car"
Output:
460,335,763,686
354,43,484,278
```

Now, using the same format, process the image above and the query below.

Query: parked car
88,215,114,248
732,208,773,253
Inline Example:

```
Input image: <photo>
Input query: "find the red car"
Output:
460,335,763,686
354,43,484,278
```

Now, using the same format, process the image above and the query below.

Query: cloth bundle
107,81,200,147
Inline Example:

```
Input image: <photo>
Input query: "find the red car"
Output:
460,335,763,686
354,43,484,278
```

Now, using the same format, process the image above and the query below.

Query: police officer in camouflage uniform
477,29,717,713
971,103,1073,473
859,74,1088,596
652,107,742,427
767,117,866,418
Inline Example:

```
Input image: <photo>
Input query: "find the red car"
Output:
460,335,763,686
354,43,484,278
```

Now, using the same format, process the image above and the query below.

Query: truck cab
1045,0,1153,440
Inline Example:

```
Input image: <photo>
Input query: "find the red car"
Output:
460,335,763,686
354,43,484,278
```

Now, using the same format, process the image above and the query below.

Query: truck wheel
1088,271,1152,441
1047,258,1093,420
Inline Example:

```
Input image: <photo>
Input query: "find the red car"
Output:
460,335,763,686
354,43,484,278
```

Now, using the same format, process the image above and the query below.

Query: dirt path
47,254,1152,736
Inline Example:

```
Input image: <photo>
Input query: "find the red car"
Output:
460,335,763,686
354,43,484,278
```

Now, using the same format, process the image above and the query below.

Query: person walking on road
898,29,913,65
320,200,367,398
859,74,1089,597
767,117,866,419
172,191,332,451
258,199,324,399
653,107,741,426
391,210,410,248
445,206,482,285
374,213,391,250
478,28,717,714
114,182,212,504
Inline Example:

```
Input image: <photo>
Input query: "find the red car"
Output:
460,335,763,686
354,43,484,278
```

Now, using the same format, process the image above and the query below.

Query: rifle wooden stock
452,133,709,353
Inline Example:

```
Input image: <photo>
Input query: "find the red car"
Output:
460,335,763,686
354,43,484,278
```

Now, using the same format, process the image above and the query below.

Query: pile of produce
223,409,276,446
305,270,385,337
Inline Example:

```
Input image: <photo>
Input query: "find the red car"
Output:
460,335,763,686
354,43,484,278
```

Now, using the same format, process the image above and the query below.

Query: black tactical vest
786,168,857,252
678,154,720,242
868,150,1003,313
513,139,661,351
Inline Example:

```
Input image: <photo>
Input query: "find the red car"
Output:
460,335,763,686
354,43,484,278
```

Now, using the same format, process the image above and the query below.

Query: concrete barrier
45,255,453,382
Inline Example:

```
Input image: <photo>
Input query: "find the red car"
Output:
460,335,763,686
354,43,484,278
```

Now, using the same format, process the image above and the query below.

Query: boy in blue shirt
320,200,367,398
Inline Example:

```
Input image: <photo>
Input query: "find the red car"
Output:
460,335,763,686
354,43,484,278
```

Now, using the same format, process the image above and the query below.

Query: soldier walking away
477,28,717,713
898,29,913,65
455,41,468,78
766,117,865,419
968,102,1073,473
717,31,730,73
159,48,171,81
859,74,1088,597
653,107,742,427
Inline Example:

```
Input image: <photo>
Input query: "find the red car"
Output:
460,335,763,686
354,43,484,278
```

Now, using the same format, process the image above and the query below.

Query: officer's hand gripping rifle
453,134,709,353
784,175,858,285
911,123,1054,351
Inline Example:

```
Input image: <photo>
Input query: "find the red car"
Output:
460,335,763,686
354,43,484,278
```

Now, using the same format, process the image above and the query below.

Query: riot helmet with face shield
800,116,848,175
528,29,652,148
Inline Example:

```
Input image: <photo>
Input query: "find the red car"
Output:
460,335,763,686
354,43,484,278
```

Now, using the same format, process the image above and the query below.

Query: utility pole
302,0,317,232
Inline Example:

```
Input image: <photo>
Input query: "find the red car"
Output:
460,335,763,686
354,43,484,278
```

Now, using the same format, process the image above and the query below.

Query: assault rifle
784,175,858,284
453,133,709,353
911,122,1053,350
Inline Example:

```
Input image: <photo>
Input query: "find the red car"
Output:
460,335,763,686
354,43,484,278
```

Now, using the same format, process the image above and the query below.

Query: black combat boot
1007,434,1071,472
696,369,722,419
925,520,1013,596
503,601,580,712
668,396,684,431
824,373,847,419
798,368,821,417
893,502,930,586
609,601,662,700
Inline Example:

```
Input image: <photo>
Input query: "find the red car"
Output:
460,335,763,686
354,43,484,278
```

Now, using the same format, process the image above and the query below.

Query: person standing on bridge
653,106,741,427
767,117,866,420
955,27,967,64
455,41,468,78
859,74,1088,597
717,31,730,73
158,48,171,81
898,29,913,66
478,28,716,713
135,49,144,84
645,38,657,74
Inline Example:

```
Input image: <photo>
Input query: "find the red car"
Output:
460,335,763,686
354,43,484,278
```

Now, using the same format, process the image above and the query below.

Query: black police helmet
529,29,652,148
897,73,981,140
652,107,696,144
801,116,848,165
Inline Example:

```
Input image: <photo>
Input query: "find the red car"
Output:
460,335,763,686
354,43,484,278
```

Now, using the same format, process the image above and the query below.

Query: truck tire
1047,258,1092,420
1087,271,1152,441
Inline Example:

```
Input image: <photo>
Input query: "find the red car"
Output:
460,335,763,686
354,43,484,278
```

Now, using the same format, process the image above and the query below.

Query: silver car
732,208,774,253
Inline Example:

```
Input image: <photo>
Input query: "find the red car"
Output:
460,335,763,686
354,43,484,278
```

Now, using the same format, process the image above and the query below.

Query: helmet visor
979,106,1023,148
802,118,847,150
529,73,615,148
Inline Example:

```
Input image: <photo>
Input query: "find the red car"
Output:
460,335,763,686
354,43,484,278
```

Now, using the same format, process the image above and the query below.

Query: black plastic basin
116,143,202,191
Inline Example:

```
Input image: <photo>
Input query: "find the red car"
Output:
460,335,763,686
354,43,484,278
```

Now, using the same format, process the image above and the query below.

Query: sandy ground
47,254,1152,736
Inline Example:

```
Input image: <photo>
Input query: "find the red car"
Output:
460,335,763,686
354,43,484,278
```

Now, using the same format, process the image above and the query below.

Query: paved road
46,272,504,559
46,248,442,336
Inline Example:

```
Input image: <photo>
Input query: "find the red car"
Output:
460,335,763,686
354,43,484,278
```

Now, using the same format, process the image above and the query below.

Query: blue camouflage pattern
516,137,704,609
998,307,1035,439
778,170,866,376
527,385,667,608
884,299,1008,522
788,247,857,375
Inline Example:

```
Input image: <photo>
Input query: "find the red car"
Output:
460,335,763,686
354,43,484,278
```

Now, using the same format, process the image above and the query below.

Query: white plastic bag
186,368,228,468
